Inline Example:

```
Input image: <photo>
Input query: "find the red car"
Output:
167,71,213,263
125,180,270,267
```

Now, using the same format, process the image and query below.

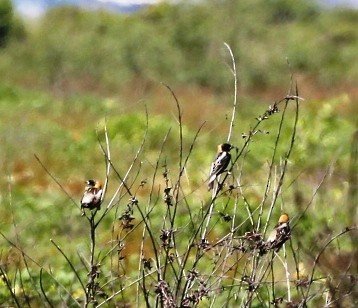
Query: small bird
80,180,103,212
266,213,291,251
208,143,233,191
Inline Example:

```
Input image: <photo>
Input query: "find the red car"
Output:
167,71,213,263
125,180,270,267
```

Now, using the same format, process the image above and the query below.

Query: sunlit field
0,0,357,306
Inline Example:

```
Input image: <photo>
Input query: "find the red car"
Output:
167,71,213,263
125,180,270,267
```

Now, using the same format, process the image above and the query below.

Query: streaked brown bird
80,180,103,212
266,213,291,251
208,143,233,191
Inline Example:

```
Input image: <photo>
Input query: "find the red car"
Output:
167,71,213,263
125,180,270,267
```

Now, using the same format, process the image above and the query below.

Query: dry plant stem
204,136,255,243
163,83,184,231
0,266,21,307
99,208,147,264
96,119,111,206
50,239,86,302
347,129,358,228
39,268,55,308
224,42,238,143
137,130,170,305
208,242,236,302
233,96,300,307
0,230,80,306
7,176,46,306
263,90,300,235
177,200,223,302
207,95,296,231
292,161,332,231
82,123,125,305
303,227,357,305
93,129,148,308
230,194,239,240
224,254,242,305
261,97,292,234
97,269,159,307
18,242,43,306
211,94,301,307
275,246,291,302
237,148,255,227
162,84,209,303
94,113,151,301
89,215,96,267
86,213,97,305
34,154,78,208
327,261,356,306
201,197,214,241
175,219,206,300
167,123,205,271
213,201,263,248
135,200,161,282
289,240,306,300
99,110,148,210
270,255,276,305
202,43,238,242
5,179,23,308
97,115,148,224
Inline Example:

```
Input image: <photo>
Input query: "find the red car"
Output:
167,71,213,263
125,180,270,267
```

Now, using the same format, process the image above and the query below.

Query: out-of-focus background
0,0,357,305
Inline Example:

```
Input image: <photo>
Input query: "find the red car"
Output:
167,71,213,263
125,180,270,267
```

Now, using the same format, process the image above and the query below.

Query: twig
39,268,55,308
0,231,81,306
34,154,78,208
224,42,238,143
50,239,87,295
303,226,358,304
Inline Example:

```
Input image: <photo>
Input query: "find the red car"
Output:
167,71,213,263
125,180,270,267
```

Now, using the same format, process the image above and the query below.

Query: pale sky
14,0,164,19
14,0,358,20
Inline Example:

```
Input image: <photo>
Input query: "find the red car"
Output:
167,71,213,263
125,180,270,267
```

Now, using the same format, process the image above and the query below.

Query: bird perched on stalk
80,180,103,213
266,213,291,252
208,143,233,191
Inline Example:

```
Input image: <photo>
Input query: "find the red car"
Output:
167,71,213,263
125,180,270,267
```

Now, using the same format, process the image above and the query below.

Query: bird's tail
207,175,216,191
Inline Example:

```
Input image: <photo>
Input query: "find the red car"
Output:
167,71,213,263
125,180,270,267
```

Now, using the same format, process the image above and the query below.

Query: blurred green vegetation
0,0,357,93
0,0,357,305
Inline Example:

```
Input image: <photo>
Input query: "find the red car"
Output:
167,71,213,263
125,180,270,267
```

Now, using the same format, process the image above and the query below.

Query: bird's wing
266,228,277,243
209,151,231,177
81,192,95,205
94,189,103,204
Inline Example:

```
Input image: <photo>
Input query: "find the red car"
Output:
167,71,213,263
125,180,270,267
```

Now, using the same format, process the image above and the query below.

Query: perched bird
208,143,233,191
80,180,103,212
266,213,291,251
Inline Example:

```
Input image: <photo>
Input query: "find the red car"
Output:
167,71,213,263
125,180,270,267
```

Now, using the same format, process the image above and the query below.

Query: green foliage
0,0,357,93
315,9,358,85
0,0,25,47
294,95,354,169
0,0,12,46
